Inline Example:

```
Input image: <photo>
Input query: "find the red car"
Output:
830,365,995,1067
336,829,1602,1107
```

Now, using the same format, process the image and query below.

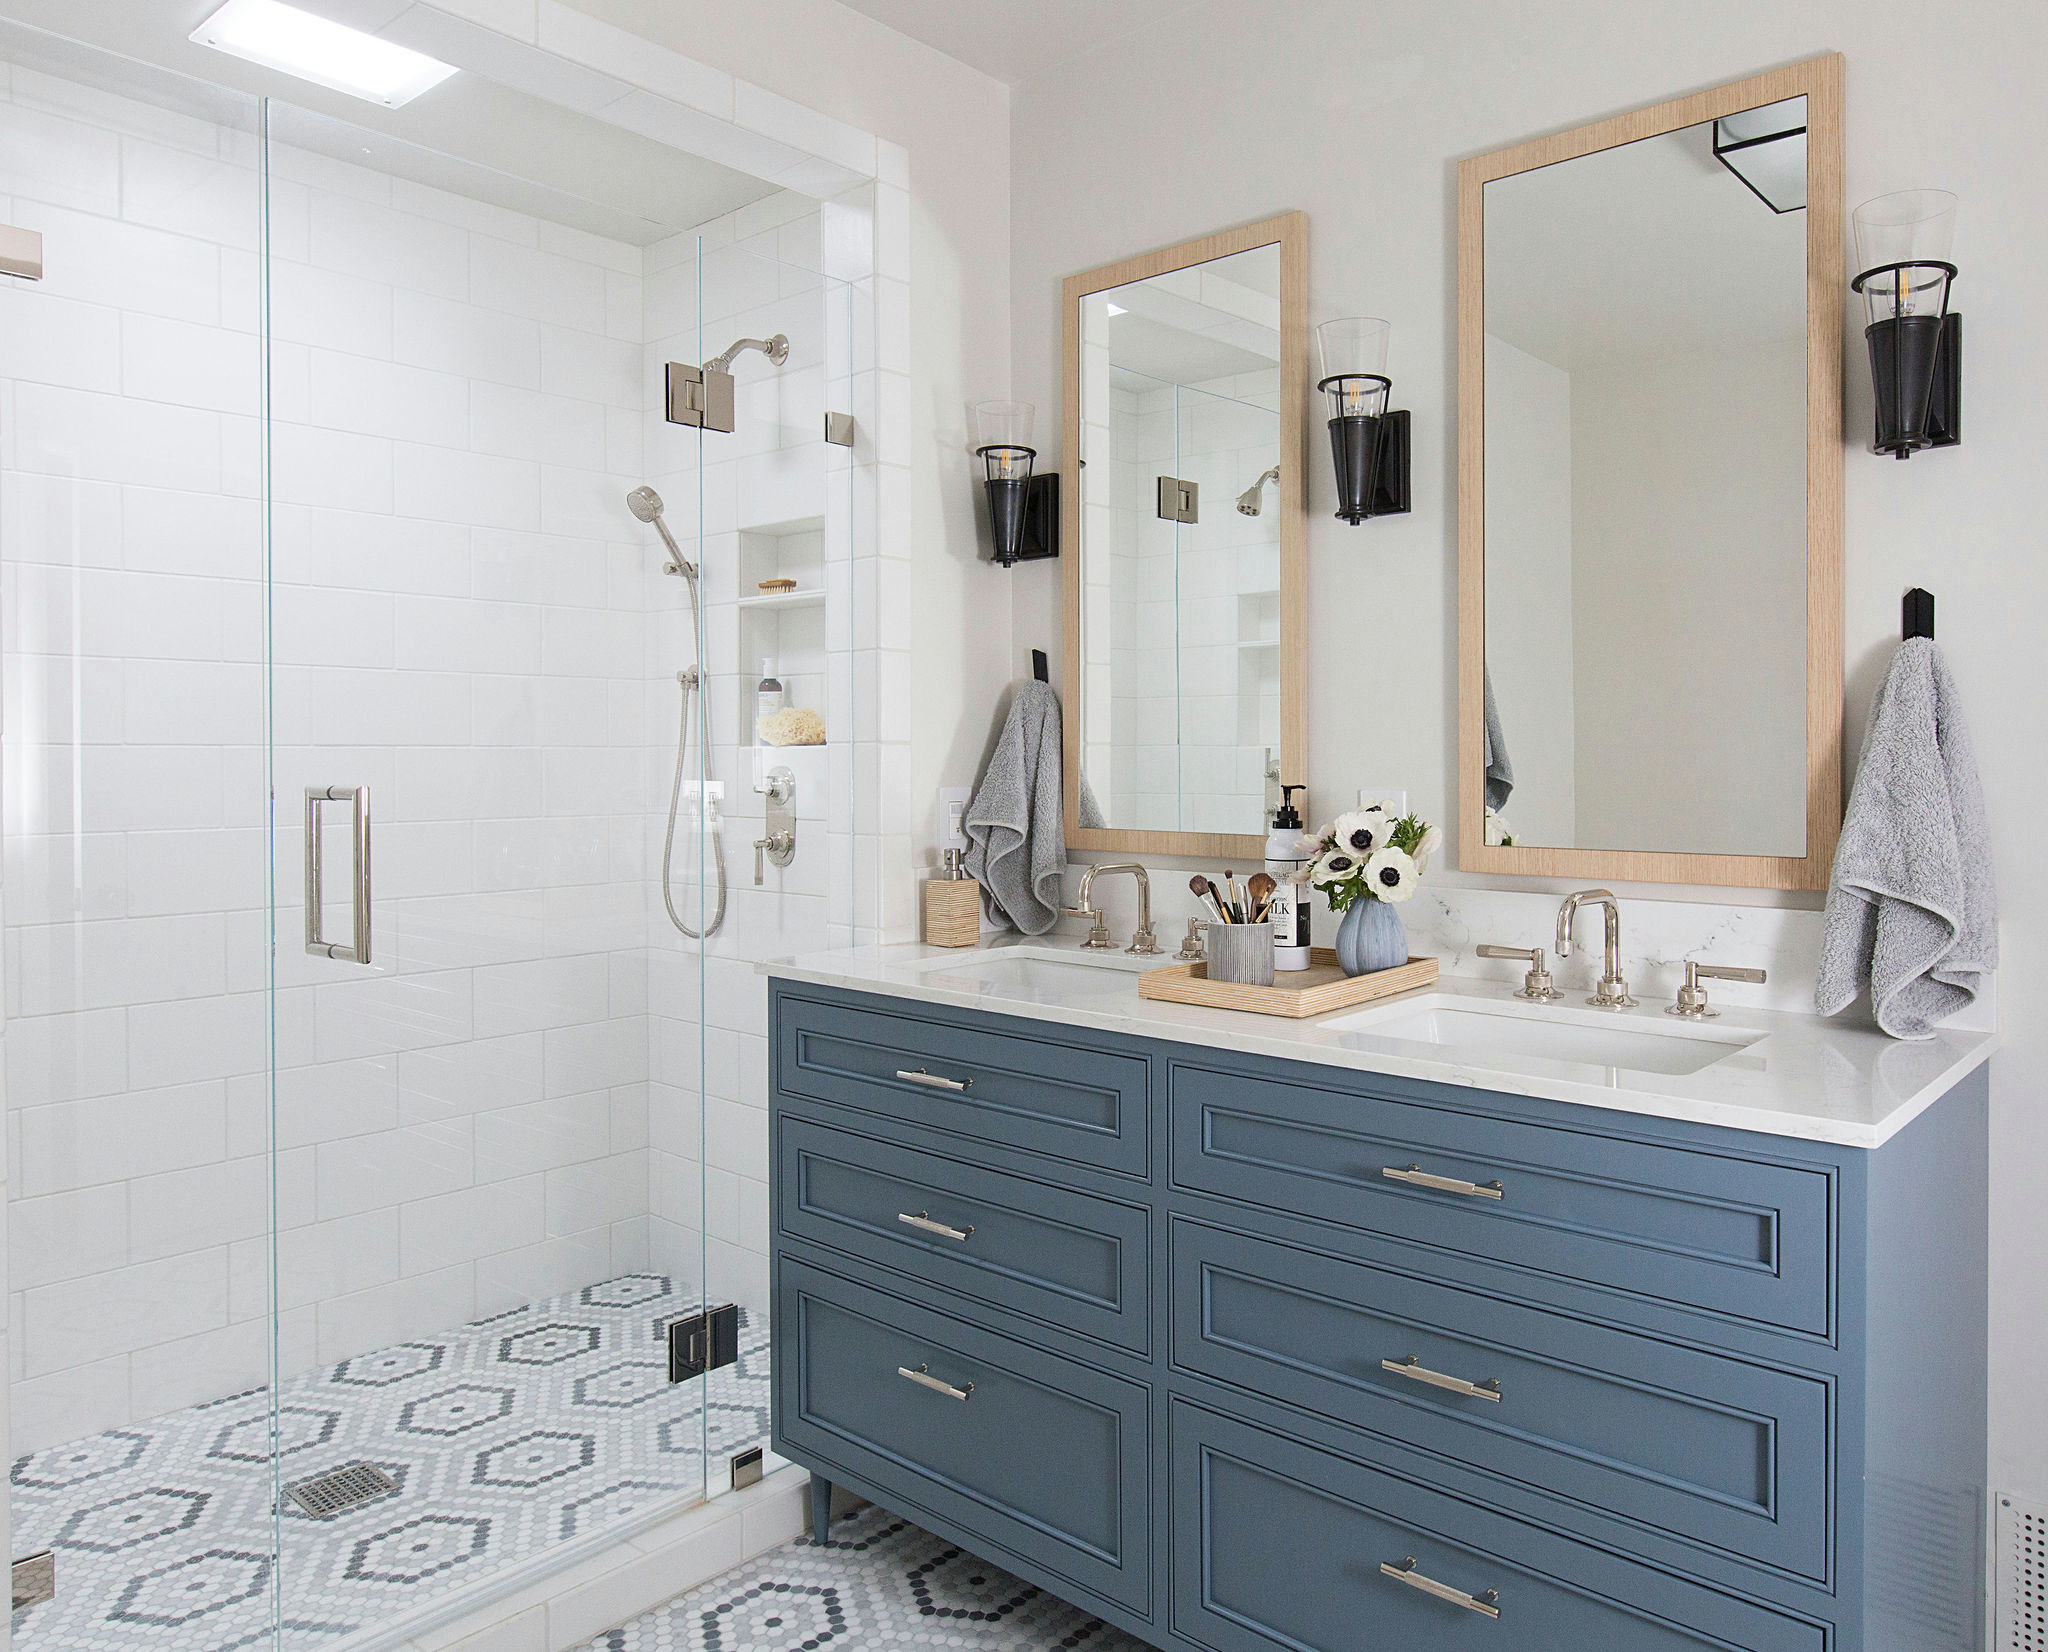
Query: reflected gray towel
1483,667,1514,810
963,681,1069,935
1816,638,1997,1040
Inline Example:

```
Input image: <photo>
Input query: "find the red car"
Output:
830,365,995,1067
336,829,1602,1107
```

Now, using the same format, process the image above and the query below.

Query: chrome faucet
1556,889,1635,1008
1068,863,1161,955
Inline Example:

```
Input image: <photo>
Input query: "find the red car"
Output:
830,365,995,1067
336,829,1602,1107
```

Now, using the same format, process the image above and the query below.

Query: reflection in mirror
1482,98,1809,858
1076,244,1282,836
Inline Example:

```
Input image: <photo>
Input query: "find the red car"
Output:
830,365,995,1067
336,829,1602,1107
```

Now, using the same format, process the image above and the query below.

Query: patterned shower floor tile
10,1276,769,1652
577,1503,1151,1652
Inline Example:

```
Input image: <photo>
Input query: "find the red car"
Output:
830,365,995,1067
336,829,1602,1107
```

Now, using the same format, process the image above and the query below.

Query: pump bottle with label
1265,785,1315,971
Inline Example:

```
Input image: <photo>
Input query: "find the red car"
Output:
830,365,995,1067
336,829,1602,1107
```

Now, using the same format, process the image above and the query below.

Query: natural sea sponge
758,705,826,746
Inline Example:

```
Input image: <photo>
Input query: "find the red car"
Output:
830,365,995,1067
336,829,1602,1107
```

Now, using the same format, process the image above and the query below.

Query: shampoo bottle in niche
1265,785,1314,971
754,659,784,741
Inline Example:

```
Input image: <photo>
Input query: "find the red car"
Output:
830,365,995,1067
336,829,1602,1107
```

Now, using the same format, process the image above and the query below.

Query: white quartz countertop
762,937,1996,1150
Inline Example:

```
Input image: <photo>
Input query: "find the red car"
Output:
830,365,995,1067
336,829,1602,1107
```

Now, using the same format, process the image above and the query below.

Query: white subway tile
10,201,220,323
14,382,221,491
316,1121,476,1220
475,1091,612,1179
311,189,469,301
395,594,545,672
129,1155,271,1261
127,991,268,1088
310,349,471,447
128,1315,277,1417
400,1177,545,1274
274,1056,400,1150
270,260,395,356
473,1227,612,1320
314,1263,476,1367
542,1151,645,1240
395,291,541,388
5,1008,128,1106
470,234,608,330
473,955,610,1038
13,914,228,1017
10,1185,128,1291
9,1353,131,1455
2,288,121,392
22,1248,227,1376
538,325,640,406
543,1016,646,1095
120,138,264,249
270,1208,401,1313
394,443,542,531
0,99,122,212
400,1033,545,1122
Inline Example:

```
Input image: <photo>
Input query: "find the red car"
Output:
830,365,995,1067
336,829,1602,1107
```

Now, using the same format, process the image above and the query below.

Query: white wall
1009,0,2048,1500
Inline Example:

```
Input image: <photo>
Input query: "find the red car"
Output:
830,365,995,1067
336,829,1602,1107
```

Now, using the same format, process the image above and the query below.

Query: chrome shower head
624,485,693,578
704,334,791,375
1236,466,1281,517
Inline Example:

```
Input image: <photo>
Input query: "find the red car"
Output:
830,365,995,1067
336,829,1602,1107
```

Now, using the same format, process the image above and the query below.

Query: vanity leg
809,1474,833,1546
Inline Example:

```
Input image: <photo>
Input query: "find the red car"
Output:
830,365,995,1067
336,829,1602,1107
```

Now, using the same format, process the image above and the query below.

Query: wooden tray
1138,949,1437,1018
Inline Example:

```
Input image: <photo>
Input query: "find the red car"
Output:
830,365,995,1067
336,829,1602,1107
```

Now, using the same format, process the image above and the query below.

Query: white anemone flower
1332,808,1391,857
1364,846,1418,903
1484,807,1516,848
1412,823,1443,871
1315,849,1363,884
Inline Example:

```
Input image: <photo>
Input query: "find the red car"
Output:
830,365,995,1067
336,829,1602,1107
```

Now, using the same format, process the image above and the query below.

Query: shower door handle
305,786,372,964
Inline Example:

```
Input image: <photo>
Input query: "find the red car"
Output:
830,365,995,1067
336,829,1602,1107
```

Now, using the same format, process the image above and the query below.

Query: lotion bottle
1265,785,1315,971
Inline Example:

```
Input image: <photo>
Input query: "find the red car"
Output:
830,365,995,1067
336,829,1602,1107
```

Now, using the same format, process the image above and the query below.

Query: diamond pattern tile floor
576,1503,1152,1652
10,1276,769,1652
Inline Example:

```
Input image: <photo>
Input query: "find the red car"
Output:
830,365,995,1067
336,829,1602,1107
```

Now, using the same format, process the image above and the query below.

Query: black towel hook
1032,648,1049,683
1902,588,1935,640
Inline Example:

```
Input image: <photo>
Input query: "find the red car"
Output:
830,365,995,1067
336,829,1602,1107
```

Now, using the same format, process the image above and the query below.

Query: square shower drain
285,1462,398,1519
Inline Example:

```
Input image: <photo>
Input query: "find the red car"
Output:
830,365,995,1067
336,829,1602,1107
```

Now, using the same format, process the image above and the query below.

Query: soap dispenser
1265,785,1314,971
924,792,981,947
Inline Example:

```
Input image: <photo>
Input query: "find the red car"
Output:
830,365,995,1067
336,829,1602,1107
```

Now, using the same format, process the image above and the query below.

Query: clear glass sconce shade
970,398,1036,472
1316,317,1391,418
1852,190,1957,321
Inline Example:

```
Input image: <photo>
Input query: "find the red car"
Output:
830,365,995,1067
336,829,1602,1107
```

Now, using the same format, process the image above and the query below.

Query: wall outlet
937,787,971,851
1359,787,1408,816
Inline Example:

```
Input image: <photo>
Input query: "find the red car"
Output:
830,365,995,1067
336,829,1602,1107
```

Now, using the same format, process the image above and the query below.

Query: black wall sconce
970,399,1058,565
1315,317,1411,522
1851,190,1961,459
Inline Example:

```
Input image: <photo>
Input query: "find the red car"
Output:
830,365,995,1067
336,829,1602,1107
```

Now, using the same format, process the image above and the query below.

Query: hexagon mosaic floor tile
576,1503,1151,1652
9,1276,769,1652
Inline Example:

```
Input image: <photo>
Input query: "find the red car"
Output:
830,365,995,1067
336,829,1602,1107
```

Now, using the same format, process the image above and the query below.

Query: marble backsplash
1048,867,1997,1033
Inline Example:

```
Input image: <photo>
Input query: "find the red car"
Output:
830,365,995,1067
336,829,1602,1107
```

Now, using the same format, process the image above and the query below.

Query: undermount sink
1327,994,1761,1078
908,946,1165,1002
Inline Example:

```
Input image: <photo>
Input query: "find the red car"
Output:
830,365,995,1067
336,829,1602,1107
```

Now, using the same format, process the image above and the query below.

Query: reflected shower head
625,485,693,578
1236,466,1281,517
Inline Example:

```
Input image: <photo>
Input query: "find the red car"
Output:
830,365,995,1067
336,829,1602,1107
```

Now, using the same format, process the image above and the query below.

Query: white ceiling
1483,114,1808,372
0,1,780,241
835,0,1202,87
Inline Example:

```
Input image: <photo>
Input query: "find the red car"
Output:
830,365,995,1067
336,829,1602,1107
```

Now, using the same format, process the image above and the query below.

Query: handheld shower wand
626,485,694,578
627,486,725,938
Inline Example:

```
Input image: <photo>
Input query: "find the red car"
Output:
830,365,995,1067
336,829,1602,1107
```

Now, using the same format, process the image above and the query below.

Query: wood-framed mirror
1458,56,1844,889
1061,211,1308,860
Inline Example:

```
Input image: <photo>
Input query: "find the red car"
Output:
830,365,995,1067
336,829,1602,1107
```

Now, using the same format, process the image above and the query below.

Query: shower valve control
753,765,797,883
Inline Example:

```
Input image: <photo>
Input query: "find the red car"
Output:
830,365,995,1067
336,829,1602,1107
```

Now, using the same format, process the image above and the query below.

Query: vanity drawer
776,1255,1151,1615
1170,1400,1824,1652
1171,1219,1829,1582
1169,1061,1833,1336
777,1116,1150,1353
777,994,1149,1177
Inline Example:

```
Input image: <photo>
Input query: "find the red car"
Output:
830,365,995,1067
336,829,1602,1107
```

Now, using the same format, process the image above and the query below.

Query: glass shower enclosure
1,18,847,1648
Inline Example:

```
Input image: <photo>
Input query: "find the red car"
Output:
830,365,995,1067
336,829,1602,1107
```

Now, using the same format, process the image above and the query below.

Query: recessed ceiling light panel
190,0,458,108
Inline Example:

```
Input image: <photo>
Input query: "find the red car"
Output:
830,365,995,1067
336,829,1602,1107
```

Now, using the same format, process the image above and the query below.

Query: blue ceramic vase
1335,897,1407,977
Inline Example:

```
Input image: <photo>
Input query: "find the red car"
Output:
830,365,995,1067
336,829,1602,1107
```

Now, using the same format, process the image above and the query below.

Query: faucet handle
1477,944,1557,1003
1175,918,1207,962
1668,960,1767,1020
1063,905,1114,950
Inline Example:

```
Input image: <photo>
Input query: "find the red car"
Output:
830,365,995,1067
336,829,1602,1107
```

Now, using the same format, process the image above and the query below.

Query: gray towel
1483,666,1514,810
1816,638,1997,1039
963,681,1069,935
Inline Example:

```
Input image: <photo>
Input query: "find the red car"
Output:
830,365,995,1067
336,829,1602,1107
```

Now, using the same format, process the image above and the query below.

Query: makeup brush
1189,874,1230,923
1224,872,1243,923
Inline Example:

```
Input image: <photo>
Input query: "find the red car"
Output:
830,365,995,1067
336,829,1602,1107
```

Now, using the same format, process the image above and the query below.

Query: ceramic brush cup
1205,921,1275,986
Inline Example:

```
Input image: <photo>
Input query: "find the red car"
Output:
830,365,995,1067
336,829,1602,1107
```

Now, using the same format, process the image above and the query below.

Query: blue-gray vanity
767,962,1989,1652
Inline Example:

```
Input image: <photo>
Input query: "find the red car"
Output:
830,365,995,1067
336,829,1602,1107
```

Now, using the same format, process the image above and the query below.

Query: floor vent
286,1462,398,1520
1999,1492,2048,1651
